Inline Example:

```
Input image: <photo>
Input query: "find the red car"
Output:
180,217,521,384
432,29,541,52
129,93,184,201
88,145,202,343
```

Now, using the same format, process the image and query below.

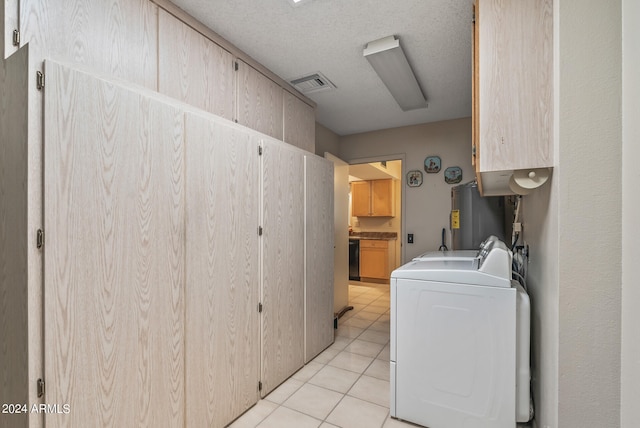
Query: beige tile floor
229,281,420,428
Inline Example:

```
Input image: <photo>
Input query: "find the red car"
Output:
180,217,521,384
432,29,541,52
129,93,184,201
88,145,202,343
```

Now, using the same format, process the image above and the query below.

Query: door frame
345,153,407,266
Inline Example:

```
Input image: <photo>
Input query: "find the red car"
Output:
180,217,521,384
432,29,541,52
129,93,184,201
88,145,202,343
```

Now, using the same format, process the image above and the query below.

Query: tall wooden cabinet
473,0,553,195
184,112,261,427
0,53,333,428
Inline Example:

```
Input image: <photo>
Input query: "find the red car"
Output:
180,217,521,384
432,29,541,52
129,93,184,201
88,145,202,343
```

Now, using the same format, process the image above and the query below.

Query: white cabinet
473,0,553,195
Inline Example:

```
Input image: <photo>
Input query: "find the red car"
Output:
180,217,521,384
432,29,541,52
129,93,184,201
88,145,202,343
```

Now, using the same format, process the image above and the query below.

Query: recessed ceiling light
288,0,312,6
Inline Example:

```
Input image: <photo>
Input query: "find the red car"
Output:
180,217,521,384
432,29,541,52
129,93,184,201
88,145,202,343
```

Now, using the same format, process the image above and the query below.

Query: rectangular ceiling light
364,35,427,111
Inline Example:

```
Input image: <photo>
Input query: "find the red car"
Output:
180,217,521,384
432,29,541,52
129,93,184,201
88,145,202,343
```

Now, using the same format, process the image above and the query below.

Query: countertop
348,232,397,240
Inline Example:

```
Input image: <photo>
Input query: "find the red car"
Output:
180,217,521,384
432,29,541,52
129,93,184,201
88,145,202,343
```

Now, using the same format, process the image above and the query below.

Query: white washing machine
390,239,531,428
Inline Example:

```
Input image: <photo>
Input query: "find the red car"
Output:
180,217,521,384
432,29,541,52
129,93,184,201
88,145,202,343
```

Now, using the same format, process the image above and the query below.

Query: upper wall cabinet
284,90,315,153
473,0,553,195
158,10,235,121
237,60,284,140
352,179,394,217
19,0,159,89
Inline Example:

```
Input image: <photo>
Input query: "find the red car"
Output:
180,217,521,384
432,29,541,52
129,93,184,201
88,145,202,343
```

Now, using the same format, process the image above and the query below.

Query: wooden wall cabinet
0,55,333,428
237,59,284,141
359,240,394,280
473,0,553,195
158,9,236,121
7,0,317,154
351,179,394,217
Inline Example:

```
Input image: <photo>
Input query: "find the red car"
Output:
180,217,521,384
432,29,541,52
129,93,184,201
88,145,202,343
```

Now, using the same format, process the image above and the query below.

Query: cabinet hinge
37,378,45,398
258,381,263,391
258,302,263,313
12,29,20,46
258,145,263,156
234,61,239,71
258,226,263,236
36,71,45,91
36,229,44,249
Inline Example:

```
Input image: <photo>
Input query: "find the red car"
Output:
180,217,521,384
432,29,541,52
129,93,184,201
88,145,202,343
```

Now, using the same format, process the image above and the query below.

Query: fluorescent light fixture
364,35,427,111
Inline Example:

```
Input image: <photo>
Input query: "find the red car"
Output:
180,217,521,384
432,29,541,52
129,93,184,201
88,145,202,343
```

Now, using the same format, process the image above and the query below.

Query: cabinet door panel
237,61,284,140
284,91,315,152
351,181,370,216
159,10,235,120
371,179,393,216
261,139,304,396
360,243,388,280
20,0,158,88
44,61,184,427
304,155,334,362
185,113,260,426
477,0,552,172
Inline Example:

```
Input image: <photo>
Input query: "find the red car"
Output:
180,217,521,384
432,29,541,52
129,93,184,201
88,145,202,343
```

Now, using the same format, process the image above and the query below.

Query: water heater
451,181,505,250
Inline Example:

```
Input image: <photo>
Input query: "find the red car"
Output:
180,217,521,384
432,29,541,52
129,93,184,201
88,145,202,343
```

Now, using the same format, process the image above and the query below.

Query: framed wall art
424,156,441,173
407,170,423,187
444,166,463,184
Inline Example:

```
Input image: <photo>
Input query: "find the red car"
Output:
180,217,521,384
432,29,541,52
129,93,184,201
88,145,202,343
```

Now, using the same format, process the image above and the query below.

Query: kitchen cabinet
473,0,553,195
351,179,394,217
360,240,394,280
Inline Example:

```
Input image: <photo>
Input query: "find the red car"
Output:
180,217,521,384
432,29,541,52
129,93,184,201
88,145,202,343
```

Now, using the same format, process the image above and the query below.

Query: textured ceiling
170,0,474,136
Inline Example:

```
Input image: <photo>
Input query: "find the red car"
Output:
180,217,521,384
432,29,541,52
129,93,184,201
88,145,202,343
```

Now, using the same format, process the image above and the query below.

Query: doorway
347,157,404,284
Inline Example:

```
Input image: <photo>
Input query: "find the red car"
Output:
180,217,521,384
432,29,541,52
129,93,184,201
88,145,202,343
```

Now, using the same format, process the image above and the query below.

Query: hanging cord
438,228,448,251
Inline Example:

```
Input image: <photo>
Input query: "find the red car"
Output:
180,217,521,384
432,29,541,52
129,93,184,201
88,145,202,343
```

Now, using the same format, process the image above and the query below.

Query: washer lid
413,250,478,262
391,258,511,288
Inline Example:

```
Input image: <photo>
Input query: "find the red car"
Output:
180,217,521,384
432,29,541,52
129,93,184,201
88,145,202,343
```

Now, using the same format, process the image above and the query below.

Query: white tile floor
229,281,420,428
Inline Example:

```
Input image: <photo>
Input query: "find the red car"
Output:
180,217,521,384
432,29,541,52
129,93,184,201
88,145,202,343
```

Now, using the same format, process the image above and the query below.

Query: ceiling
170,0,474,136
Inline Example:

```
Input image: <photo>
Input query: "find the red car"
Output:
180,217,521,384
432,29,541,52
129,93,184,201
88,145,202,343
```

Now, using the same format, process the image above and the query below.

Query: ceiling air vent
289,72,336,94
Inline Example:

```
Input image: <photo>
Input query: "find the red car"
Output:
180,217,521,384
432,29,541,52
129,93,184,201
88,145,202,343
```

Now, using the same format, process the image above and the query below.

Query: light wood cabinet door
360,240,389,280
20,0,158,89
237,60,284,140
185,113,260,427
159,9,235,120
261,139,305,396
351,179,394,217
351,181,371,216
371,179,394,216
44,61,185,427
304,155,334,362
475,0,553,174
284,91,315,153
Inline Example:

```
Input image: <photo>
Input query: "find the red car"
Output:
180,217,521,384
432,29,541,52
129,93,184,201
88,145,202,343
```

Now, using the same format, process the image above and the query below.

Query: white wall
621,0,640,425
339,118,473,262
524,1,623,427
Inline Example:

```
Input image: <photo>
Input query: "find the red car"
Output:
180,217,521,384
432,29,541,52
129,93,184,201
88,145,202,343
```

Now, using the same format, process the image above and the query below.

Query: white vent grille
289,72,336,94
